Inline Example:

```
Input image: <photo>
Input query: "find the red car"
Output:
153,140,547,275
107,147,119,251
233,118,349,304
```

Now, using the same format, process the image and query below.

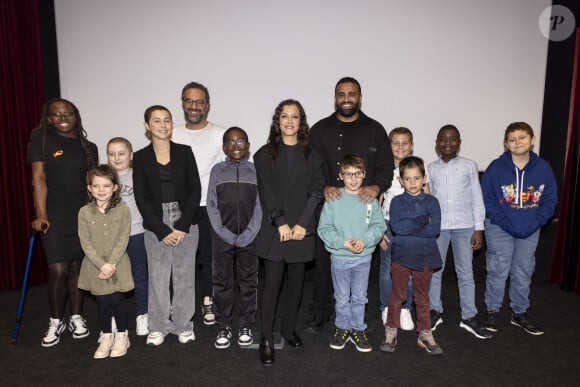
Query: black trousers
197,207,213,298
307,234,334,322
97,292,127,333
212,239,258,329
260,259,306,341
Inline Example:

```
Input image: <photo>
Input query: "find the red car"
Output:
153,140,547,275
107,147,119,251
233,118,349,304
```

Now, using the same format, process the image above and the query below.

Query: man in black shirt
307,77,394,332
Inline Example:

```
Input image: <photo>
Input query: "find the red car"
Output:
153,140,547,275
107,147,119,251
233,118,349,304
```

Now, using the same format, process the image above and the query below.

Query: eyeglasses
341,171,364,179
50,112,74,119
183,98,207,106
224,139,247,146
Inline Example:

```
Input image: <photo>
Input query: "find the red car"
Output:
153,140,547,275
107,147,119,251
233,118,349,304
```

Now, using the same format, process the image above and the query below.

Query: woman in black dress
254,99,324,365
29,98,98,347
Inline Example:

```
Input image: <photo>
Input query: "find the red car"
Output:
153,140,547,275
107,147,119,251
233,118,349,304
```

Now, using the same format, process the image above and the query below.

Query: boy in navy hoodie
481,122,557,336
207,127,262,348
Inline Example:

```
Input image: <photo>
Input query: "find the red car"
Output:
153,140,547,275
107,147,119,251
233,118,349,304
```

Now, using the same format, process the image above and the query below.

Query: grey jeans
144,202,198,335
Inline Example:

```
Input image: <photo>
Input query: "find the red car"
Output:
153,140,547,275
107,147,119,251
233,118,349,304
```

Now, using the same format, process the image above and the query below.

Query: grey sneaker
418,330,443,355
380,326,398,352
511,313,544,336
329,328,350,350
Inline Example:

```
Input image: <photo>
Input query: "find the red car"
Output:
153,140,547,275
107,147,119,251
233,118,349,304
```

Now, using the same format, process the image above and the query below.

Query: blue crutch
10,233,37,348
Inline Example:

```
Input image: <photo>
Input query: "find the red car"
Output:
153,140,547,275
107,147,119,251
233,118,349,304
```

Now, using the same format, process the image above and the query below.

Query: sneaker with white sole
351,330,372,353
418,330,443,355
329,328,350,350
238,327,253,346
178,330,196,344
69,315,89,339
94,333,114,359
110,330,130,357
136,314,149,336
146,331,166,346
430,310,443,331
400,309,414,331
202,296,215,325
215,327,233,349
380,326,398,352
460,317,493,339
41,318,66,347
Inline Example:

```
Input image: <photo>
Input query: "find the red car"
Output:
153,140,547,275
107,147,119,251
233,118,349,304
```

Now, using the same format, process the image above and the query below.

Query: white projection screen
54,0,551,170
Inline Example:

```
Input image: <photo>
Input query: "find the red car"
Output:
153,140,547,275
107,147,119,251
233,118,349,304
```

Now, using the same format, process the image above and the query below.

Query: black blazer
133,142,201,241
254,144,324,262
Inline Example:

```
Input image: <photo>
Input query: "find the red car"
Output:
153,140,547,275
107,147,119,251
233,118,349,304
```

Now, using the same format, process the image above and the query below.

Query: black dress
28,127,98,263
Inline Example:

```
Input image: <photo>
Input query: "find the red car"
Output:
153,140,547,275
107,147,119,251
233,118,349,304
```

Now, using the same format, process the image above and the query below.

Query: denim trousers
127,233,148,316
144,203,198,335
484,220,540,314
379,220,413,312
429,227,478,320
331,258,371,332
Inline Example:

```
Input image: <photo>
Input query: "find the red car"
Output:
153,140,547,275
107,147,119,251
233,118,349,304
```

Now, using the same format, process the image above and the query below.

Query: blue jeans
127,233,148,316
484,220,540,314
429,227,478,320
379,221,412,311
331,257,371,332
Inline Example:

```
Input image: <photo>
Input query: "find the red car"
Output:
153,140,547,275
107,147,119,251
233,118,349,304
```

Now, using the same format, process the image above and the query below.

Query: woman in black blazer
133,105,201,346
254,99,324,366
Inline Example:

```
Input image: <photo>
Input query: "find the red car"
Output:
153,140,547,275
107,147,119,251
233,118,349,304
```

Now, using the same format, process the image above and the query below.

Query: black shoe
430,310,443,331
306,315,329,334
460,317,493,339
283,332,303,348
350,330,372,353
329,328,350,350
484,310,499,332
259,336,275,366
511,313,544,336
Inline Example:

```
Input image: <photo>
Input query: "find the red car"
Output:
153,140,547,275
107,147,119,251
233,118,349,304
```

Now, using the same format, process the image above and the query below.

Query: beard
184,108,207,125
335,101,361,118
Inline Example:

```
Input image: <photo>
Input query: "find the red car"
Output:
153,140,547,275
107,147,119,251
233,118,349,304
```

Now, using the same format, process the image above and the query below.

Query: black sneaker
460,317,493,339
484,310,499,332
351,330,372,353
430,310,443,331
329,328,350,350
215,327,232,349
511,313,544,336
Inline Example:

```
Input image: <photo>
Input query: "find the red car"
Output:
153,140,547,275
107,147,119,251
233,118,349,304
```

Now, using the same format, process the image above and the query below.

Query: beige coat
77,202,134,295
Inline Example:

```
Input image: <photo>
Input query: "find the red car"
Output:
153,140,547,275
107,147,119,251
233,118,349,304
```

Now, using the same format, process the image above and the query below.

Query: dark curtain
549,29,580,293
0,0,47,289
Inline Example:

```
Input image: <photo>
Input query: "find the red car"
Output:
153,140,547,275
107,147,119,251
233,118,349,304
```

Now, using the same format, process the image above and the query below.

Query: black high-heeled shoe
259,336,275,366
284,331,303,348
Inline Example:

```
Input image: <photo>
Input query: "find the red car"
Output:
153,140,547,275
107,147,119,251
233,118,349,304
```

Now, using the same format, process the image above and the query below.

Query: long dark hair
266,99,311,159
38,98,96,170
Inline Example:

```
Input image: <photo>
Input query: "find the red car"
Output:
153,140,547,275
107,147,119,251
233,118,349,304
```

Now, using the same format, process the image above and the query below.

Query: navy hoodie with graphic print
481,151,557,239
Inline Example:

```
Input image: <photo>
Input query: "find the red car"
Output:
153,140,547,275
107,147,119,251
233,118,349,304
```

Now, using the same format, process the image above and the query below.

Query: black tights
47,260,84,319
97,292,127,333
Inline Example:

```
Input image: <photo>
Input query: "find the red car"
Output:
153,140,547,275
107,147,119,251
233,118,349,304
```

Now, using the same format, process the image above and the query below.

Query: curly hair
267,99,311,159
38,98,96,170
87,164,122,213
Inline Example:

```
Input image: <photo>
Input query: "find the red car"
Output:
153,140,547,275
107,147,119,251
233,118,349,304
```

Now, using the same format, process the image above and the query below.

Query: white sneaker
110,331,130,358
94,333,114,359
381,308,388,326
68,315,89,339
202,296,215,325
400,309,415,331
146,331,166,346
178,330,196,344
136,314,149,336
42,318,66,347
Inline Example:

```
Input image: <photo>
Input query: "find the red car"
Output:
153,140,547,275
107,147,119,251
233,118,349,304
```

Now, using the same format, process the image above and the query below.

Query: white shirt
172,122,226,206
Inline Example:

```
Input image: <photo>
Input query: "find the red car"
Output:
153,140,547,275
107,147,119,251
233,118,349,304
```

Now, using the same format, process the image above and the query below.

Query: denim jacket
389,190,442,271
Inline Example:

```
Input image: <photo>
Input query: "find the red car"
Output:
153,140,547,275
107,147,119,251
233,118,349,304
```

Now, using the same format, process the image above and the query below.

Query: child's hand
351,239,364,253
471,230,483,250
380,234,390,251
99,263,116,279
